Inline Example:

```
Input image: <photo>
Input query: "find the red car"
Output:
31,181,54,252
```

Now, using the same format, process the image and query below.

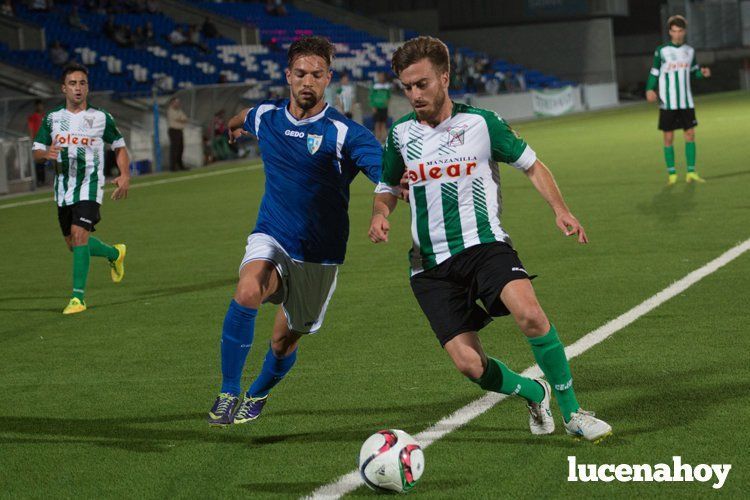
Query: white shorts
239,233,338,334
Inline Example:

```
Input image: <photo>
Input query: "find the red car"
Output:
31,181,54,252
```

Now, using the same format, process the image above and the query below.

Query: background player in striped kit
646,15,711,185
369,36,612,442
32,63,130,315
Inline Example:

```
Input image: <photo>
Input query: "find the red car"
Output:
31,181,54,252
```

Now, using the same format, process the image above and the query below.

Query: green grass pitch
0,91,748,498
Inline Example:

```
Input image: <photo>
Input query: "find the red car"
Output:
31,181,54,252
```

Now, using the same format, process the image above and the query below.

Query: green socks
685,142,696,172
470,357,544,403
72,245,90,300
527,325,580,422
88,237,119,261
663,146,676,174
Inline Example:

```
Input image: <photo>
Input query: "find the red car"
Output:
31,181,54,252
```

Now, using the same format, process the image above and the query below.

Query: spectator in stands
29,0,51,12
201,16,218,39
146,0,158,14
132,25,147,49
336,73,355,119
68,6,89,31
103,15,117,39
265,0,287,17
168,26,187,46
187,25,209,53
211,110,233,161
92,0,107,15
515,72,527,92
27,99,46,186
369,72,391,143
49,41,70,66
144,21,155,45
1,0,14,17
167,97,189,171
114,25,135,48
324,78,338,108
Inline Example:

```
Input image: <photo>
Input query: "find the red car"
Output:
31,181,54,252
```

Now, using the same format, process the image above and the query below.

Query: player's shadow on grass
240,478,471,496
0,397,469,453
705,169,750,181
0,414,374,453
0,278,237,313
636,183,698,223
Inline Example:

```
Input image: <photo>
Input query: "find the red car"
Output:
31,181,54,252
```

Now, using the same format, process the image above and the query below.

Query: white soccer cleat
564,409,612,443
526,378,555,435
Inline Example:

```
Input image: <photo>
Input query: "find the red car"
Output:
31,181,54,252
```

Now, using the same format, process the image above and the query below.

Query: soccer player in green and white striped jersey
32,63,131,315
369,37,611,442
646,15,711,185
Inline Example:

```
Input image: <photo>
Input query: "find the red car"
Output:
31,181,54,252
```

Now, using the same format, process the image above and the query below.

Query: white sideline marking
0,164,261,210
305,238,750,500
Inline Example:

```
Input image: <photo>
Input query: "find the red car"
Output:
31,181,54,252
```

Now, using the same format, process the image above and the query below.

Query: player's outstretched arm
111,146,131,200
369,192,398,243
227,107,251,143
524,159,588,244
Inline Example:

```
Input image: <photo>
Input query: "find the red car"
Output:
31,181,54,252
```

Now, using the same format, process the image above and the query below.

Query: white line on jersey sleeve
327,117,348,173
374,182,401,196
509,144,537,170
32,142,48,151
254,103,276,138
110,138,126,150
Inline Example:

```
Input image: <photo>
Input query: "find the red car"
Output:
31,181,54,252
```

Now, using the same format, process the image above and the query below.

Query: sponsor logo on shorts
79,217,92,224
567,456,732,489
512,266,528,274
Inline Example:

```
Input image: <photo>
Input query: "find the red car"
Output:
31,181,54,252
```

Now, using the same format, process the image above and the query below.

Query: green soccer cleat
667,174,678,186
62,297,87,315
110,244,127,283
686,172,706,184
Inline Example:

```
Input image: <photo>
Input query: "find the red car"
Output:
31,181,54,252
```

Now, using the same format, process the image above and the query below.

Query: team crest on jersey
307,134,323,155
447,126,466,146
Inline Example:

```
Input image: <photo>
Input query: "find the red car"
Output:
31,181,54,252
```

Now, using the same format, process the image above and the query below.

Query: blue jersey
243,99,382,264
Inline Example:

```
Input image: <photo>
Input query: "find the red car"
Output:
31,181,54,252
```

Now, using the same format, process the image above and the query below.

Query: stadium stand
0,1,571,97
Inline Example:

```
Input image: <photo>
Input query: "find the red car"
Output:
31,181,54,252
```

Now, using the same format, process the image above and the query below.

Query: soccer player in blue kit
207,36,383,426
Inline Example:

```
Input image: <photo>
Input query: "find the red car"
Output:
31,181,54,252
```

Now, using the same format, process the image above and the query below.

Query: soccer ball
358,429,425,493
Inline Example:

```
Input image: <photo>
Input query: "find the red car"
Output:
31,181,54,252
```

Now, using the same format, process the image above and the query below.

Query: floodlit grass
1,92,748,498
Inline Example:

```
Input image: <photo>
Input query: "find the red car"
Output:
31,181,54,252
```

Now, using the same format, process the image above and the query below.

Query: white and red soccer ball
358,429,425,493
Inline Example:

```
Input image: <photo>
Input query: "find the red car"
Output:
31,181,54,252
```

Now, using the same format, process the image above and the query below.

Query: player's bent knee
516,307,549,337
234,285,264,309
271,336,299,358
452,355,484,379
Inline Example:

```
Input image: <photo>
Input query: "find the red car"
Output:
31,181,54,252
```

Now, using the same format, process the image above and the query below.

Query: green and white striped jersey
33,105,125,206
376,102,537,275
646,42,704,110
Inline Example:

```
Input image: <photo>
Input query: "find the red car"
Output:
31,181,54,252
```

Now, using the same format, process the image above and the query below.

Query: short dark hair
667,15,687,29
287,35,335,68
61,62,88,83
391,36,450,77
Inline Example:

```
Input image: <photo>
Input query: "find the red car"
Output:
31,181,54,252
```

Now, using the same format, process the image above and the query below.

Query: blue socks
220,300,257,395
247,345,298,398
